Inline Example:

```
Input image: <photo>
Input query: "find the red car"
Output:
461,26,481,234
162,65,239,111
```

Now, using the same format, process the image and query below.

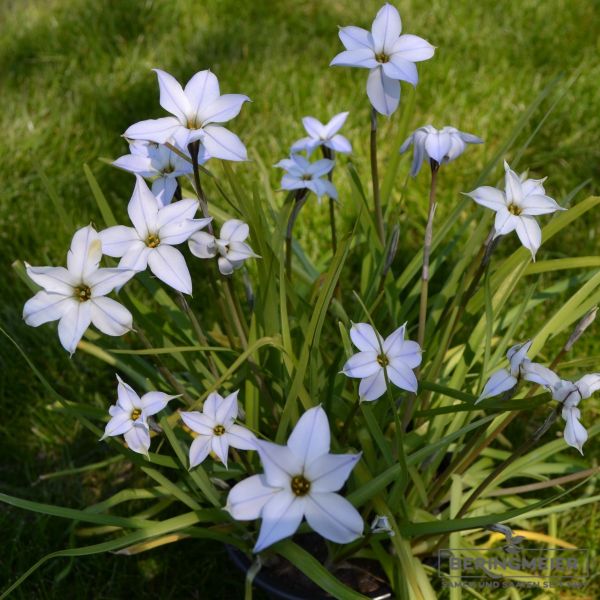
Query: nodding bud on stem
565,306,598,351
429,158,440,173
383,225,400,278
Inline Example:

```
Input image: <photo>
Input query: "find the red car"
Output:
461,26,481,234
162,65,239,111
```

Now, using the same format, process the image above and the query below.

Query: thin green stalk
370,107,384,244
322,146,337,255
285,189,309,277
188,141,213,234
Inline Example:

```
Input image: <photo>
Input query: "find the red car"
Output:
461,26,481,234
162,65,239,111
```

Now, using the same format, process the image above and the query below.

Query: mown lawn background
1,0,599,597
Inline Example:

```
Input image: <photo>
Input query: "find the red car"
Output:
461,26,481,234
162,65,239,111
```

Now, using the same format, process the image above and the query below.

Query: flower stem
417,161,439,350
223,277,248,349
285,189,309,278
321,146,337,255
370,107,385,244
188,141,213,234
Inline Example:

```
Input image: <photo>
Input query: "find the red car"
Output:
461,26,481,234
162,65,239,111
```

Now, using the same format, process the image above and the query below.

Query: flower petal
153,69,191,123
57,301,92,355
102,410,132,438
254,492,304,552
366,67,400,116
124,117,182,145
519,194,564,216
215,390,239,424
90,297,133,336
184,70,220,117
576,374,600,399
386,359,418,393
147,245,192,294
188,231,218,259
203,392,220,420
326,134,352,154
302,116,325,139
466,186,507,212
180,411,214,435
323,112,349,138
23,292,73,326
562,407,587,454
116,375,142,411
330,48,378,69
227,424,257,451
220,219,250,243
201,125,247,161
124,422,151,455
99,226,140,257
371,3,402,54
128,176,160,238
476,369,517,403
211,434,230,467
305,453,361,492
504,162,524,204
152,177,178,207
507,340,532,377
359,369,386,401
25,265,75,295
514,216,542,260
342,351,380,379
522,362,560,389
287,405,331,466
119,241,152,272
494,209,517,236
141,391,177,416
255,440,301,487
424,130,452,163
391,34,435,62
350,322,382,352
383,55,418,86
113,153,156,177
226,474,278,521
88,268,135,296
188,435,212,468
67,226,102,281
338,26,373,51
304,492,363,544
198,94,249,125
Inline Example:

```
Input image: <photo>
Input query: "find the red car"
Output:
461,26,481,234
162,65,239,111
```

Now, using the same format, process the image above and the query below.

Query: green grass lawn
1,0,599,596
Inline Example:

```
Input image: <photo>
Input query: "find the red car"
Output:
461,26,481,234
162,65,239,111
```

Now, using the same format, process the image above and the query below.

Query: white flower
226,406,363,552
124,68,249,161
23,226,135,355
275,154,337,201
290,112,352,156
188,219,258,275
476,341,532,404
180,390,256,468
400,125,483,176
466,162,565,260
101,375,177,456
521,365,600,454
330,3,435,116
342,322,421,401
113,141,194,206
99,175,211,294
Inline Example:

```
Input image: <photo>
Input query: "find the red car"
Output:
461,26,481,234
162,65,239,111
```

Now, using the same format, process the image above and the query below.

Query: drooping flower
466,161,565,260
180,390,256,468
476,341,532,403
290,112,352,156
188,219,258,275
113,141,194,206
101,375,177,455
124,69,249,161
226,406,363,552
330,3,435,116
99,175,211,294
521,364,599,454
275,154,337,201
23,226,135,355
400,125,483,176
342,322,421,401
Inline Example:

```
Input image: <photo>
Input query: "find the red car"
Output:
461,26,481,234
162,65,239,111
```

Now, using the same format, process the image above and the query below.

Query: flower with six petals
226,406,363,552
275,154,337,201
291,112,352,156
23,226,135,355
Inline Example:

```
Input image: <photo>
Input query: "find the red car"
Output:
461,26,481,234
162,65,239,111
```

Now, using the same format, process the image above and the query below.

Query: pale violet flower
124,68,249,161
400,125,483,176
23,226,135,355
113,141,194,206
188,219,258,275
180,390,256,468
275,154,337,201
291,112,352,156
476,341,532,404
466,162,565,260
371,515,395,536
226,406,363,552
330,3,435,116
342,322,421,401
99,175,211,295
521,365,599,454
101,375,177,456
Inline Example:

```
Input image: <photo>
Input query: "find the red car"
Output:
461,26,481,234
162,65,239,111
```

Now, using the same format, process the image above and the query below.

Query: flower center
375,52,390,63
507,203,522,216
376,353,389,367
74,285,91,302
301,174,312,181
291,475,311,497
131,408,142,421
146,233,161,248
213,424,226,436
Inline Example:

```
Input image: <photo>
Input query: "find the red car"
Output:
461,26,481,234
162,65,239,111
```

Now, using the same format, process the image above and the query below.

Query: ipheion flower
180,390,256,468
275,154,337,201
466,161,564,260
23,226,135,355
342,322,422,401
124,68,249,161
291,112,352,156
400,125,483,176
101,376,177,455
226,406,363,552
330,3,435,116
99,175,211,294
188,219,258,275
